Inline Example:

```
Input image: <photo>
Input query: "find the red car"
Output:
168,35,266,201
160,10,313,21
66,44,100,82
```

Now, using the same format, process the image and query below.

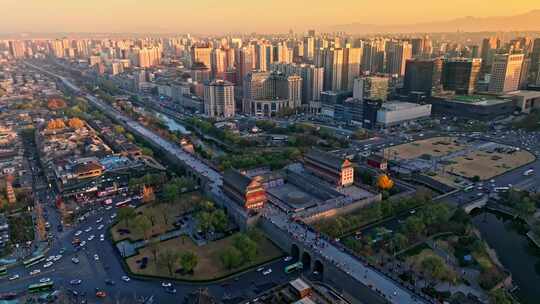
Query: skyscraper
442,58,482,95
322,48,344,91
192,44,212,69
529,38,540,83
386,40,412,76
242,71,302,116
488,53,524,94
236,46,254,86
303,36,315,61
353,76,390,101
8,41,26,58
403,58,443,97
343,47,363,91
270,62,324,103
480,37,501,75
204,80,235,118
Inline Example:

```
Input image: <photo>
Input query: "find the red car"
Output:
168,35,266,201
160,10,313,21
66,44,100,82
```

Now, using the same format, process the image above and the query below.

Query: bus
523,169,535,176
494,186,510,193
115,197,131,208
28,282,54,293
0,266,7,277
284,262,303,273
463,185,474,192
23,254,45,268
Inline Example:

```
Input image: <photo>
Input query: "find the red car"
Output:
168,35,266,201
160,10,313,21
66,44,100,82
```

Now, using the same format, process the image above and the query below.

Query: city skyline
1,0,539,34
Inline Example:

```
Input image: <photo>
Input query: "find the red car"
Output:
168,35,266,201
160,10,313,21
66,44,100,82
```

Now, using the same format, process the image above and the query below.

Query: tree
158,250,180,276
233,234,258,262
220,247,243,269
489,289,512,304
180,251,198,273
405,216,426,240
211,210,228,232
515,197,535,219
148,239,160,263
162,183,179,203
391,233,409,253
133,215,152,240
417,254,456,285
197,211,213,235
118,207,136,227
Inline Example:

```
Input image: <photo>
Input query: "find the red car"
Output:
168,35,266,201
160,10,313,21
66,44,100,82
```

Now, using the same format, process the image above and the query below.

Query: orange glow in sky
1,0,539,33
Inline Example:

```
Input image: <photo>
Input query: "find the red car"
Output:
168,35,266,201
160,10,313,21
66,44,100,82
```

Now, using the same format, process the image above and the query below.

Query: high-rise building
386,40,412,76
211,48,228,79
255,43,269,71
236,46,254,86
303,36,315,61
320,48,344,91
343,47,363,91
529,38,540,83
270,63,324,103
192,44,212,69
8,41,26,58
442,58,482,95
361,39,386,74
353,76,390,101
488,53,525,93
243,71,302,116
403,58,443,97
204,80,235,118
480,37,501,74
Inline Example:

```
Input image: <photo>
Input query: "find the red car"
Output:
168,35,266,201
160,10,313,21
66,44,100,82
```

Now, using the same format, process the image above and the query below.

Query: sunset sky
1,0,538,34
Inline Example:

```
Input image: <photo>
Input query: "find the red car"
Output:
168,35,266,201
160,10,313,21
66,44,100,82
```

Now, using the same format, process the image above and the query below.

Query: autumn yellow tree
377,174,394,190
46,118,66,130
68,117,85,129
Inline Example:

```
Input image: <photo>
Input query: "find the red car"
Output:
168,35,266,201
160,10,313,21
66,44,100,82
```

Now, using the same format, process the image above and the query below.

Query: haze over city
1,0,540,33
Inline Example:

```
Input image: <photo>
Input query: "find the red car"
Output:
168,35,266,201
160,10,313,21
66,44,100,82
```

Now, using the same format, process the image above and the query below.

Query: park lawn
111,192,205,242
126,232,283,280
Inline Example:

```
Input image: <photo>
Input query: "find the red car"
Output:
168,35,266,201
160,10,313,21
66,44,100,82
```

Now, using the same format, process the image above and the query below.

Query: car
262,269,272,275
39,277,51,283
70,279,82,285
59,248,66,254
283,256,293,262
74,230,82,236
165,287,177,294
96,217,103,223
43,262,53,268
80,241,87,247
46,255,55,262
110,213,117,219
71,257,80,264
105,206,113,211
105,279,116,286
88,235,95,241
161,282,172,288
121,275,130,282
94,254,100,261
8,274,20,281
256,267,264,272
97,224,104,230
100,234,105,241
95,291,106,298
30,269,41,276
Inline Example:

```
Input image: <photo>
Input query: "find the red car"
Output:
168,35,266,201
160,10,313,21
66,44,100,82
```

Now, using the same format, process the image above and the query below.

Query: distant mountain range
328,10,540,34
